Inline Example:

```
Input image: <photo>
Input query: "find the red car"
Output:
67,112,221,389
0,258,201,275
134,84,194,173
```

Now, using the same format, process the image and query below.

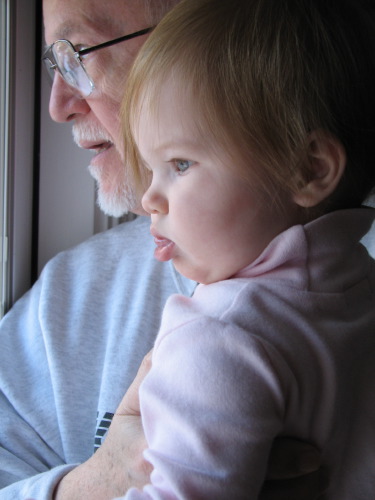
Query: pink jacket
125,208,375,499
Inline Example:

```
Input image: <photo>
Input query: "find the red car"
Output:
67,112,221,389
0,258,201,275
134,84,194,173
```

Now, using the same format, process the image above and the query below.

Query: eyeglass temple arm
78,27,154,57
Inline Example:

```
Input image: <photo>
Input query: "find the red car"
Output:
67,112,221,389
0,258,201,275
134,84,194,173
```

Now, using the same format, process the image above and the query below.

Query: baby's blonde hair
123,0,375,211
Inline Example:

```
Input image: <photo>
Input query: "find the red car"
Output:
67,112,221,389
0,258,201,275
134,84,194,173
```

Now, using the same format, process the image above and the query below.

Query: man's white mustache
72,122,113,148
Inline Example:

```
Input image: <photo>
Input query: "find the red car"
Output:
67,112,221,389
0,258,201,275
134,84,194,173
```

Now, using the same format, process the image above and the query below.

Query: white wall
38,69,96,275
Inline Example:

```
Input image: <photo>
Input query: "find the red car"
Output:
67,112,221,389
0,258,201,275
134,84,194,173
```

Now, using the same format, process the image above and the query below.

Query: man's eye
173,159,194,173
75,45,90,59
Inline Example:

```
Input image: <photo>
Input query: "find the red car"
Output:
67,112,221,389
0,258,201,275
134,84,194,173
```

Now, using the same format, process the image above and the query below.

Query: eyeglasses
42,27,153,98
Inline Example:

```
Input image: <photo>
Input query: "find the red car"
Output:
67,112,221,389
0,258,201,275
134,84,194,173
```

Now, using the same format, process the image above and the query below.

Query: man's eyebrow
49,13,123,45
53,22,75,41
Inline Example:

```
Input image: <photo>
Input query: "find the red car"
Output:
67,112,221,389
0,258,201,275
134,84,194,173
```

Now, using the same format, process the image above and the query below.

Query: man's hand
53,353,153,500
118,350,153,417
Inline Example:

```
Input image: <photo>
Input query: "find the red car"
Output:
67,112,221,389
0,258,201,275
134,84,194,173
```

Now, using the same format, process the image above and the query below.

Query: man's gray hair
143,0,181,25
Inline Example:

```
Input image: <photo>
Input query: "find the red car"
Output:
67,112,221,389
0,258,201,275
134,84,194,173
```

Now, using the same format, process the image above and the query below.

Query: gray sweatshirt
0,216,195,499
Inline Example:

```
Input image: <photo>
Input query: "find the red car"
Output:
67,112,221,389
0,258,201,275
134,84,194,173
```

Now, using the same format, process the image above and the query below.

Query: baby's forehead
132,75,204,132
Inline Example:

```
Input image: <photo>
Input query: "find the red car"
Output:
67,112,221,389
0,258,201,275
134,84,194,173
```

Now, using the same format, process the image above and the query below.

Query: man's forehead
51,15,115,40
43,0,133,42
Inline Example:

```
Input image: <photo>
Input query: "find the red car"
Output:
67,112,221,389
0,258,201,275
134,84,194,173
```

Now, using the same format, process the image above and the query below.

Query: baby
120,0,375,497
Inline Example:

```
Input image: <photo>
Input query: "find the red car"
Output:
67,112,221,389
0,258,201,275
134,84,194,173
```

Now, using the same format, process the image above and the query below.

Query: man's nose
48,72,90,123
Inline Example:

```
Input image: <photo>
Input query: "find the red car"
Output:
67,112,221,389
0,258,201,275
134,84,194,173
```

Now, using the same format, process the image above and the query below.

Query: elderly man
0,0,323,498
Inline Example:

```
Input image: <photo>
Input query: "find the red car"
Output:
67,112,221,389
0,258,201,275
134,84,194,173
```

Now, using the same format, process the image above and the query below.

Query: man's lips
77,140,113,155
150,226,175,262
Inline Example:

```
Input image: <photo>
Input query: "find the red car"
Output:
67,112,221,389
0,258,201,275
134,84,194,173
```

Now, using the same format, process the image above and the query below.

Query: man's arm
53,353,153,500
52,415,150,500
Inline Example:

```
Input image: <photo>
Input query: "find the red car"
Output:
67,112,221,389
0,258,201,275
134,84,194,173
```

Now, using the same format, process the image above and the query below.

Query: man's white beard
72,122,137,217
88,162,138,217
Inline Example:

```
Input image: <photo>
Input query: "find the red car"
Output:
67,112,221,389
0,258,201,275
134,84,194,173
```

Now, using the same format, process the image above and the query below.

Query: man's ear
293,131,346,208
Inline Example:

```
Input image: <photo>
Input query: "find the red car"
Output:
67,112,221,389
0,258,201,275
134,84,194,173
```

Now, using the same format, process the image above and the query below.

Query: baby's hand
260,437,328,500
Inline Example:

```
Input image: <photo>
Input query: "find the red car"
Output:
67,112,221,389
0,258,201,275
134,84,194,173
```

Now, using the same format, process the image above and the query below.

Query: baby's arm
121,349,326,499
124,319,323,499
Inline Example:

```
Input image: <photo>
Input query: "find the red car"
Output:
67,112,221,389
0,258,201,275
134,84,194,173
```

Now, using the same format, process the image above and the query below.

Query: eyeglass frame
42,27,154,97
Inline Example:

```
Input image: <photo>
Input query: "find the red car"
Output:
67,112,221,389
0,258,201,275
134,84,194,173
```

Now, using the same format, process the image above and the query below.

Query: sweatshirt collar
234,208,374,292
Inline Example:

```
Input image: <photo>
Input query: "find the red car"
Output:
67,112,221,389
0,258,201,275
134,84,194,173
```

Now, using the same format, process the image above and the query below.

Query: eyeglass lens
50,40,94,97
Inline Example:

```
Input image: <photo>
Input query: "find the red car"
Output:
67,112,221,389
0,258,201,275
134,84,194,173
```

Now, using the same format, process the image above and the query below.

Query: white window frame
0,0,10,316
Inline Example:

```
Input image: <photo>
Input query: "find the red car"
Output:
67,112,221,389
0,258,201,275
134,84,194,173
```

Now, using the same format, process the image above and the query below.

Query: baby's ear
293,131,346,208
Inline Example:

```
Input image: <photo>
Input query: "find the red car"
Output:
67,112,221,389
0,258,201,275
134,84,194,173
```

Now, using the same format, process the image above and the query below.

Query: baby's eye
173,159,194,173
